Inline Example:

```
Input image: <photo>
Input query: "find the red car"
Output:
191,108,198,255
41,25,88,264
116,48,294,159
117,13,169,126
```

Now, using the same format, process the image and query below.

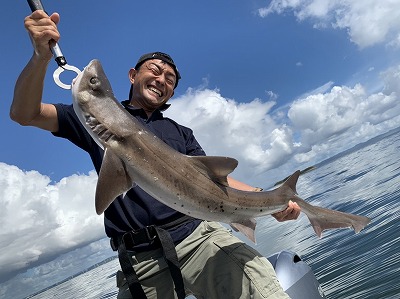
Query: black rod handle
26,0,67,67
27,0,45,12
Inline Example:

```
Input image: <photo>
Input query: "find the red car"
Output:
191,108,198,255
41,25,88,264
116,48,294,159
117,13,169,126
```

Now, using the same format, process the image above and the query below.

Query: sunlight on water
27,129,400,299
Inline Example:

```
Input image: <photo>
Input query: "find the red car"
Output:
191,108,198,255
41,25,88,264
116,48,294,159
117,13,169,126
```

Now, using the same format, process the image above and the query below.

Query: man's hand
24,10,60,61
272,201,301,222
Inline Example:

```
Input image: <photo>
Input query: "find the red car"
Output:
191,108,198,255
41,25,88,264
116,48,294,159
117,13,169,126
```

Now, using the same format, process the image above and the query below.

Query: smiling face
128,59,176,114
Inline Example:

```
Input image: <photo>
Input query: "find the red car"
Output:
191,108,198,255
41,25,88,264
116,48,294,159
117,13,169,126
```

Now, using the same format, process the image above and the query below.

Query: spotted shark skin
71,59,371,242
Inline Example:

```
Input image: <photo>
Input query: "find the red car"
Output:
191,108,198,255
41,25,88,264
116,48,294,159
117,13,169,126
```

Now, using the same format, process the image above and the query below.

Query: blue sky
1,0,400,296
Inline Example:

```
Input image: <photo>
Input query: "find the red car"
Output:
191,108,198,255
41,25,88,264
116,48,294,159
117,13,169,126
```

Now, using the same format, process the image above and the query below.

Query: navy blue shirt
52,101,205,246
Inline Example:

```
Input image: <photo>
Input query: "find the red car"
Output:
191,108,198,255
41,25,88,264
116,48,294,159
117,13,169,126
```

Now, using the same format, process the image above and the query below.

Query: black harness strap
154,227,186,299
113,217,193,299
117,242,147,299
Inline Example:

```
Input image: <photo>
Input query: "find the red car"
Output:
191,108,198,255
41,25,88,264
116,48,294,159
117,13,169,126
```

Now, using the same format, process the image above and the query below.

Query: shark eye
90,77,99,85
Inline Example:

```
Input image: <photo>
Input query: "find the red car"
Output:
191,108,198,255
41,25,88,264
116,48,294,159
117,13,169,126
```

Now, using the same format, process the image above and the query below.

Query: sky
1,0,400,296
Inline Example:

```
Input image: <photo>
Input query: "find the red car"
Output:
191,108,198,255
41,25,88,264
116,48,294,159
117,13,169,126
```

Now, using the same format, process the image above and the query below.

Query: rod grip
26,0,67,67
27,0,45,12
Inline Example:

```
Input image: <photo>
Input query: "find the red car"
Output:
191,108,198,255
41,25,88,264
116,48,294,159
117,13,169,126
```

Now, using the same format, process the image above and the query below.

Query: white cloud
165,88,290,178
287,68,400,164
167,64,400,183
0,163,104,282
297,81,335,99
258,0,400,48
288,85,364,143
382,64,400,95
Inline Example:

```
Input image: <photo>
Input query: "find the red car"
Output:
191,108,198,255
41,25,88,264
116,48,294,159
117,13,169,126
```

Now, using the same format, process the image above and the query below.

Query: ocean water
26,128,400,299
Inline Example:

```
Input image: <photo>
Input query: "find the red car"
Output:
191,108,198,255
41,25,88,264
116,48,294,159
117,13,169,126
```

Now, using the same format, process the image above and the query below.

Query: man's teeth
149,87,162,97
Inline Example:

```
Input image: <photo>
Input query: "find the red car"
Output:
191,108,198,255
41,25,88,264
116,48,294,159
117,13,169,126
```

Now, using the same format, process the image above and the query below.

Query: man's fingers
25,10,61,57
272,201,301,222
50,12,60,25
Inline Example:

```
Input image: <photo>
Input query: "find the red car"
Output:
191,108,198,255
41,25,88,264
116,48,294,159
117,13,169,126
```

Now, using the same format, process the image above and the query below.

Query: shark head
71,59,118,149
71,59,113,105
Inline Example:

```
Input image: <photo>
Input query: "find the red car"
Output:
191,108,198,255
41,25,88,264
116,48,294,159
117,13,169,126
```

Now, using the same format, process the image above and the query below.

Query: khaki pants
116,221,290,299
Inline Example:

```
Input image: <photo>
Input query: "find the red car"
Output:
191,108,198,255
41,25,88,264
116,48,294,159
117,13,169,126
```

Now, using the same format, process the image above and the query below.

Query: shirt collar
121,100,164,121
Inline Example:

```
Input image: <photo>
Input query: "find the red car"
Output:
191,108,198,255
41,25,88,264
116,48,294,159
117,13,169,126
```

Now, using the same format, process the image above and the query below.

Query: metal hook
53,65,81,90
27,0,81,90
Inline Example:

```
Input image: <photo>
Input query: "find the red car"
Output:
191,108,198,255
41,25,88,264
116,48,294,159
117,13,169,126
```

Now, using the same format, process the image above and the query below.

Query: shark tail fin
230,218,257,243
298,199,371,238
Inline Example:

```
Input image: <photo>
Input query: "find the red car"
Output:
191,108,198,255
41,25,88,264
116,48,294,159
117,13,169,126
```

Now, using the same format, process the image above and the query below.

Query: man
11,10,301,299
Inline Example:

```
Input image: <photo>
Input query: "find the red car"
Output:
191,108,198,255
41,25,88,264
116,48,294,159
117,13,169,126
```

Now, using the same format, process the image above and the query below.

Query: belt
110,215,197,251
110,226,158,251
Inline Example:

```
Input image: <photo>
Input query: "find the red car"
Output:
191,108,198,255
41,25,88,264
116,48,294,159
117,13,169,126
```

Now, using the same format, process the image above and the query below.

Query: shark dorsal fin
189,156,238,187
282,170,300,194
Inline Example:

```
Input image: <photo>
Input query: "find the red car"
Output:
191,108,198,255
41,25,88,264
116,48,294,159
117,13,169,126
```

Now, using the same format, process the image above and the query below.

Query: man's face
129,59,176,111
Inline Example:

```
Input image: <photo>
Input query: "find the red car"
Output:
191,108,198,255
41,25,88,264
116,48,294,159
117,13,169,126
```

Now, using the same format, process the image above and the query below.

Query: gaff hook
27,0,81,89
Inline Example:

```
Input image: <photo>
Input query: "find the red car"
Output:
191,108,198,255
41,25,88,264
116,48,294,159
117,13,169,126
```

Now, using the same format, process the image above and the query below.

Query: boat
268,250,326,298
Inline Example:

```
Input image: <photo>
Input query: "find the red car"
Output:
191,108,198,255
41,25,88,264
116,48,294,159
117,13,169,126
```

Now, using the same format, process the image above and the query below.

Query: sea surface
26,128,400,299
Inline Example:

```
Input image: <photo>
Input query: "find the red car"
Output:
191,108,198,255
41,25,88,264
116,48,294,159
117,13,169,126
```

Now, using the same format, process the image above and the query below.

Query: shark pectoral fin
95,148,135,215
230,218,257,243
189,156,238,187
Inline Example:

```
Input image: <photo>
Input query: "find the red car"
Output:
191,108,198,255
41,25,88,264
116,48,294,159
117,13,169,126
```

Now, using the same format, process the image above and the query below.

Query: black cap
135,52,181,88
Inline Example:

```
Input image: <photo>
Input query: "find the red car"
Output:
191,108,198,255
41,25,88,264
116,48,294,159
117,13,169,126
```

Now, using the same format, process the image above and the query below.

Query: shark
71,59,371,242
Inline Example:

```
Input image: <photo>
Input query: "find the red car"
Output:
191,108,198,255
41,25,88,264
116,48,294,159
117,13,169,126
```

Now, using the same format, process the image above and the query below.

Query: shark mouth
85,114,114,143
